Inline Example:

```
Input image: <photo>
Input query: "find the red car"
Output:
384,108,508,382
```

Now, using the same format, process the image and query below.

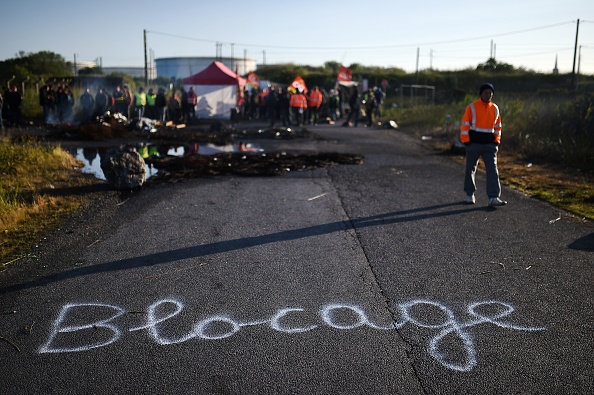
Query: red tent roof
183,61,246,86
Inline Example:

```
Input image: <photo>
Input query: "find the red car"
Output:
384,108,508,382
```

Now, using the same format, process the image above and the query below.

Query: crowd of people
0,85,23,130
33,84,202,126
240,84,385,128
0,80,384,130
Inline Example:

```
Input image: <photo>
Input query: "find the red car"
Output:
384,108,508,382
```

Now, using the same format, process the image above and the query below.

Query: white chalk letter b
39,303,125,353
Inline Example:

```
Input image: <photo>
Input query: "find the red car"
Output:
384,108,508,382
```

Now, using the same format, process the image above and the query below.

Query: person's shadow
0,202,489,294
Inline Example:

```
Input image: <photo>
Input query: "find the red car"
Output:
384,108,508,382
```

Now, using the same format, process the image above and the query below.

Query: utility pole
149,49,154,81
144,29,149,86
576,45,582,90
415,47,420,83
231,43,235,71
571,19,580,88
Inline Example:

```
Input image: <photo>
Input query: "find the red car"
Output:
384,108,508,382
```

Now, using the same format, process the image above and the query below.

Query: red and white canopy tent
183,61,246,119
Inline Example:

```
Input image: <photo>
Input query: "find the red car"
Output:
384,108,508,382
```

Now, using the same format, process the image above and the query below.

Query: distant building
553,55,559,75
155,56,257,80
72,56,255,82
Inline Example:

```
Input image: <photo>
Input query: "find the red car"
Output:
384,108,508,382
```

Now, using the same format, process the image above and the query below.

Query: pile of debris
23,114,366,189
148,151,364,181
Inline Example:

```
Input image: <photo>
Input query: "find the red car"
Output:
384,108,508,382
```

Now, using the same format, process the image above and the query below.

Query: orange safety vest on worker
460,98,501,144
289,92,308,108
307,89,323,108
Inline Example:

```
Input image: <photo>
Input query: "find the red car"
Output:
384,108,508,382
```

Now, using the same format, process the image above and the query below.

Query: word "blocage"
39,298,545,372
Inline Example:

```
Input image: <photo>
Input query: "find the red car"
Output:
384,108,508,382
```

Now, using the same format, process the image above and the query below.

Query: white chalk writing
39,299,544,372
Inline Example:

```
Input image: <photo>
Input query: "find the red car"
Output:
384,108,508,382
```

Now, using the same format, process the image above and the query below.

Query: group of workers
36,84,200,125
242,85,385,128
3,79,384,129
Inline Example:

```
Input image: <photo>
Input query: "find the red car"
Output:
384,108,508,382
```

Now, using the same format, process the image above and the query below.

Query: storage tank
155,57,257,80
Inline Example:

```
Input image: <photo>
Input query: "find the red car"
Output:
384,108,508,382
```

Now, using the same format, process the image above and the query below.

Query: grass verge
417,128,594,221
0,136,98,268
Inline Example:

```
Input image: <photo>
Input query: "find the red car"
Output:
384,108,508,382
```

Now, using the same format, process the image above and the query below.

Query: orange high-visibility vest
308,90,323,107
290,93,308,108
460,98,501,144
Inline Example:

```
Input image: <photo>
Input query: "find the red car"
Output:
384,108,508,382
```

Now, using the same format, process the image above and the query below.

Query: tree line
2,51,593,111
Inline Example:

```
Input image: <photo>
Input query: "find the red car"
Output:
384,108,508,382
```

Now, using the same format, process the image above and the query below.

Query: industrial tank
155,57,256,80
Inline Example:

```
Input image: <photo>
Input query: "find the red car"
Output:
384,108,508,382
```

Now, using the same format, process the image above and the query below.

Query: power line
147,20,576,52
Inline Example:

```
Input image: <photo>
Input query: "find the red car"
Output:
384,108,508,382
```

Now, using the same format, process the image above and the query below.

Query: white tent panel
184,84,237,119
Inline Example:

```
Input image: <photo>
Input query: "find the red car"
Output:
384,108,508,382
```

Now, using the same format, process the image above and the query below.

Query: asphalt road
1,123,593,394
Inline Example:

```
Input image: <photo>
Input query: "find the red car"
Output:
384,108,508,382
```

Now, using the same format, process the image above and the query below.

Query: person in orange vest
460,83,506,207
289,89,308,126
307,86,323,125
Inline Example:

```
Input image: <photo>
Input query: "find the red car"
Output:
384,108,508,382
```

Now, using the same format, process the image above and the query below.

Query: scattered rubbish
149,151,363,181
525,265,532,270
112,112,127,123
2,256,25,267
549,215,561,224
526,163,533,168
382,120,398,129
1,310,17,315
40,119,363,186
235,127,315,140
73,139,363,183
135,117,158,133
87,240,101,248
421,136,433,141
23,321,36,335
307,193,327,201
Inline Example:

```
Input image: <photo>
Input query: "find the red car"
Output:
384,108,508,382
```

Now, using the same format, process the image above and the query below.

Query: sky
1,0,593,75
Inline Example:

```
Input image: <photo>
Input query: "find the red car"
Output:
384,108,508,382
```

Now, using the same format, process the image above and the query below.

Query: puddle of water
72,142,263,180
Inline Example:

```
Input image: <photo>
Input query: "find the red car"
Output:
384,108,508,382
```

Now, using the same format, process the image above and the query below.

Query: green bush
384,93,594,172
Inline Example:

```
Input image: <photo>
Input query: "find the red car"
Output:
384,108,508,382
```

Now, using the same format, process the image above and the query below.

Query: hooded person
460,82,507,207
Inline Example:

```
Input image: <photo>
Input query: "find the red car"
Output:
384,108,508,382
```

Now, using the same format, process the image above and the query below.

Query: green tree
324,61,340,74
0,51,73,83
476,57,514,72
78,66,104,75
